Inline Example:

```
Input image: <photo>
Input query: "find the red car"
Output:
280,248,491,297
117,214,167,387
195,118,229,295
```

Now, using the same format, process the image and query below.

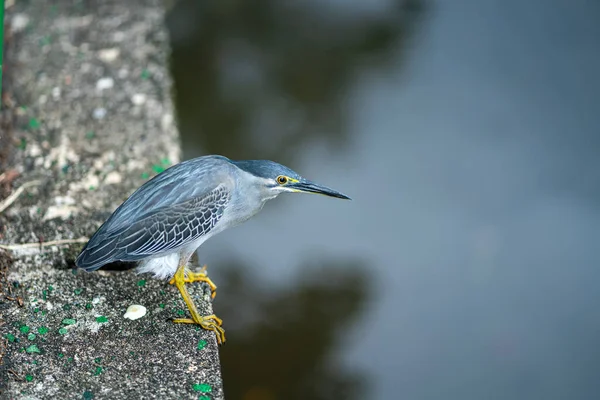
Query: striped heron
76,155,350,344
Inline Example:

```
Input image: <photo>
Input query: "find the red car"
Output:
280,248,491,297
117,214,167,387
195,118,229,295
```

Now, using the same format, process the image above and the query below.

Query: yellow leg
169,264,217,299
169,263,226,344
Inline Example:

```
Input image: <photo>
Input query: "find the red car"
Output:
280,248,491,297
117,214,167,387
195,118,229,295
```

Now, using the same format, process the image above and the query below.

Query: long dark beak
289,181,351,200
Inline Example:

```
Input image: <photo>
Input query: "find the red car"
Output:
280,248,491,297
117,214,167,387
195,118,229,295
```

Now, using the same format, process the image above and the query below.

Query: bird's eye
277,176,288,185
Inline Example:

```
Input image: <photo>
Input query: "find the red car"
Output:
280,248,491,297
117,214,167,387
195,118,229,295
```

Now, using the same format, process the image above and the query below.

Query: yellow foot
173,315,226,344
169,263,225,344
169,264,217,299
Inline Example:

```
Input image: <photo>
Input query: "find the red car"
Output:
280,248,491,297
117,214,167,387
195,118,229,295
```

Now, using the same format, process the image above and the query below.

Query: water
166,0,600,399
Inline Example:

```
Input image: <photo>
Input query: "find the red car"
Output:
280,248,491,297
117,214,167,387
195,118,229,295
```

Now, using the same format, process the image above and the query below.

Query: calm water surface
166,1,600,399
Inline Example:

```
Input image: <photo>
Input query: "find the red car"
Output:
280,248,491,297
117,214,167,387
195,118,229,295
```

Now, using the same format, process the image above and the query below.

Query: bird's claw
173,315,226,344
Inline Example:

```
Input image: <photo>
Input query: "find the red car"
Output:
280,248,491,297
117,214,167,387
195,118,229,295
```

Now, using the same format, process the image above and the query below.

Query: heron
75,155,350,344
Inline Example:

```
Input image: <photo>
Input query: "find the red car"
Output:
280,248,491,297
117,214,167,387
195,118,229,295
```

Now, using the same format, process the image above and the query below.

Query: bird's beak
289,180,351,200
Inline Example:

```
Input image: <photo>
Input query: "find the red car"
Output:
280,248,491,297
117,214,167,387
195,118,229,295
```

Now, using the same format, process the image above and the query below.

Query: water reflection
166,0,423,162
165,0,423,398
216,260,370,400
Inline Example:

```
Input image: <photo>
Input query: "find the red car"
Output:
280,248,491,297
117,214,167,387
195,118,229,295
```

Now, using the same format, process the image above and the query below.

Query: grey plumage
75,154,349,344
76,154,350,277
77,156,233,271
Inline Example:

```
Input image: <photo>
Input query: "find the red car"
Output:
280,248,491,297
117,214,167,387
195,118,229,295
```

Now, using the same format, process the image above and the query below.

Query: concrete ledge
0,1,223,398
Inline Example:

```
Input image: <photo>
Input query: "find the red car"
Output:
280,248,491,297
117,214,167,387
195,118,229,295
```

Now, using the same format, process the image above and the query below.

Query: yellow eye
276,175,288,185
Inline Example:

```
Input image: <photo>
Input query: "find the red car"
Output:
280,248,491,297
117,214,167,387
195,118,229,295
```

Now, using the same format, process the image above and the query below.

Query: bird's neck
232,172,276,222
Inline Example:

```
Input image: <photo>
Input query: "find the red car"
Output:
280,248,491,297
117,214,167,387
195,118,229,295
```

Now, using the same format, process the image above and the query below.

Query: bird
75,155,350,344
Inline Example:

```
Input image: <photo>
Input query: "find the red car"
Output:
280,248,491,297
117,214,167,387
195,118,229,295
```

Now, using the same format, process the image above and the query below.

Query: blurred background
163,0,600,399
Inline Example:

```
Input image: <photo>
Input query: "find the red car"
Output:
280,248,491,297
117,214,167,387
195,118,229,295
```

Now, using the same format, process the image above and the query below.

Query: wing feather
124,185,230,257
76,156,235,271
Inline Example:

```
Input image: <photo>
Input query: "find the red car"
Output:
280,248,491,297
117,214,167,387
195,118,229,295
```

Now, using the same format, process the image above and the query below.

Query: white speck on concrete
11,14,30,32
42,195,77,220
93,107,107,119
126,159,146,171
86,174,100,189
123,304,147,320
187,364,198,372
98,48,120,62
70,171,100,193
43,135,80,169
27,206,38,219
161,113,173,131
28,143,42,157
43,205,77,221
131,93,146,105
89,321,102,334
104,171,122,185
96,77,114,91
52,87,61,100
55,196,76,206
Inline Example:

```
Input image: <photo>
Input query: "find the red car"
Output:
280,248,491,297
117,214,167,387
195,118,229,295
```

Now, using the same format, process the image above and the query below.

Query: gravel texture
0,1,223,398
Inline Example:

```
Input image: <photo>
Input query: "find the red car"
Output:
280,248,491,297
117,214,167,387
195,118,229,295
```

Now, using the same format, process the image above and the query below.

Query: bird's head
233,159,351,201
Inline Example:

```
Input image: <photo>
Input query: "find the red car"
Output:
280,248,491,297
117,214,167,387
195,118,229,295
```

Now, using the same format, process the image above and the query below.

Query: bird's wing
76,156,234,271
100,155,232,235
77,184,231,270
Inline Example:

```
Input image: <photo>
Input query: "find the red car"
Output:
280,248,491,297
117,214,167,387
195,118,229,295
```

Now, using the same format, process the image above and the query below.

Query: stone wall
0,1,223,398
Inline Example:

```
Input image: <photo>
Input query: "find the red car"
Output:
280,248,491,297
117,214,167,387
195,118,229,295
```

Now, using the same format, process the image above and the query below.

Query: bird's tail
75,235,121,272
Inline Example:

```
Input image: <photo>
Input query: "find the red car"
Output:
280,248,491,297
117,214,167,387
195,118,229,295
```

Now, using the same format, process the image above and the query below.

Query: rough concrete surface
0,1,224,399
